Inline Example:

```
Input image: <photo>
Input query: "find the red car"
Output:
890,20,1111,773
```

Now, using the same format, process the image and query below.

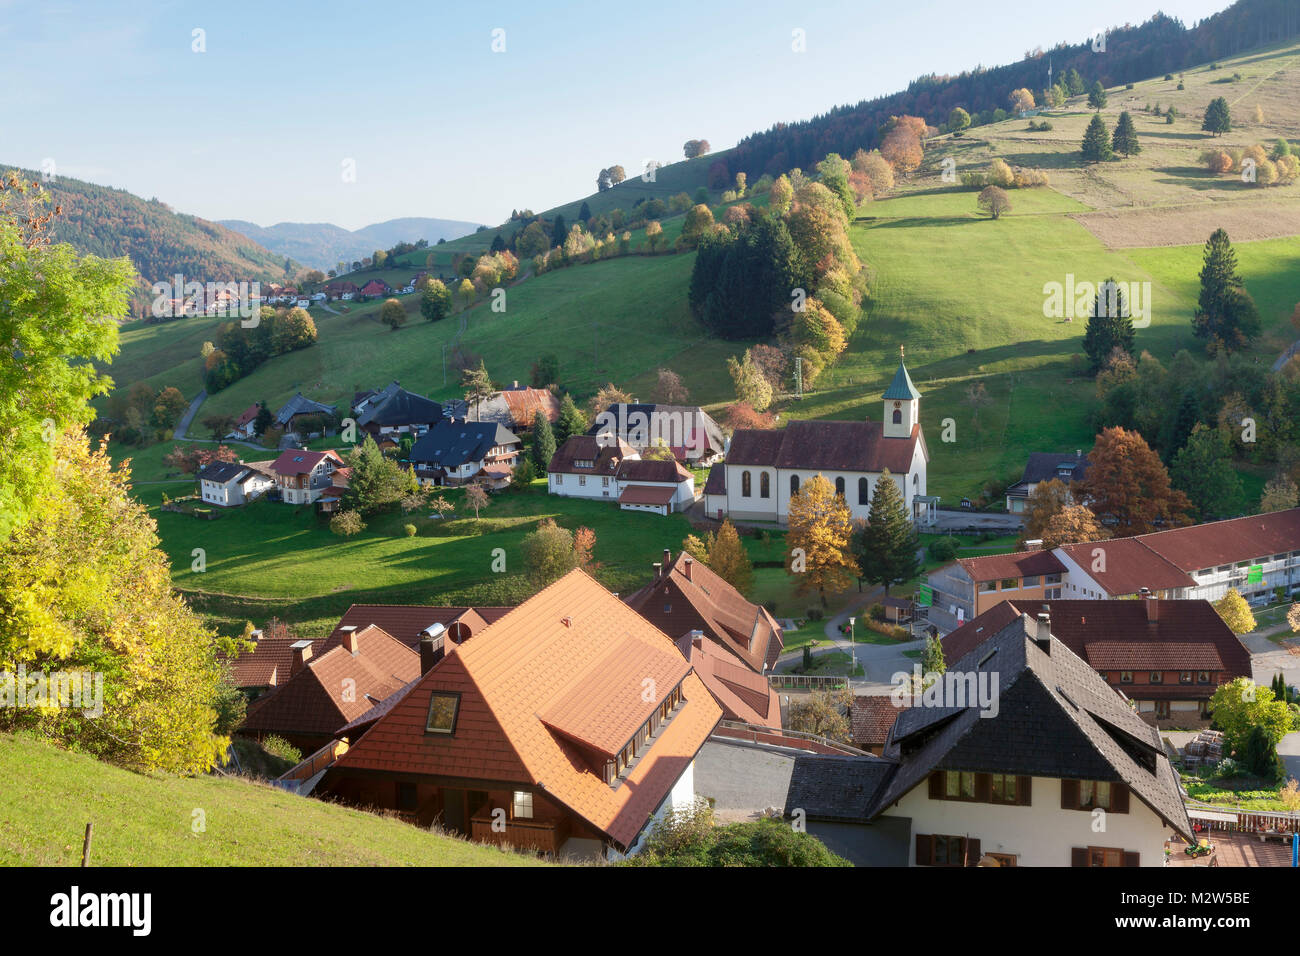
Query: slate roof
702,463,726,496
547,435,635,475
728,420,925,474
409,419,519,469
1007,452,1089,495
273,393,337,427
786,614,1195,842
624,551,784,673
241,625,421,739
588,403,725,458
196,460,252,485
881,358,921,401
941,600,1251,686
324,569,722,851
355,385,443,429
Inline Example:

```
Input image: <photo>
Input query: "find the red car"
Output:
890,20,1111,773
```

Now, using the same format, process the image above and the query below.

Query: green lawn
0,732,545,866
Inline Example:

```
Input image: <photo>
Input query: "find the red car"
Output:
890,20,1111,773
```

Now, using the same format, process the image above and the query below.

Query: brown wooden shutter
1122,851,1140,867
1061,779,1080,809
965,838,981,866
1071,846,1087,867
916,834,934,866
975,773,992,803
1111,782,1130,813
928,772,944,799
1017,776,1032,806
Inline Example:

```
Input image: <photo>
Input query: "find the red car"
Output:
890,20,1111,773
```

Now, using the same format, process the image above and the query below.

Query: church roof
882,359,921,401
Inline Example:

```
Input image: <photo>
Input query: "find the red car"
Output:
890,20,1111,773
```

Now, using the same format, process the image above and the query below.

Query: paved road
171,389,206,440
1272,338,1300,373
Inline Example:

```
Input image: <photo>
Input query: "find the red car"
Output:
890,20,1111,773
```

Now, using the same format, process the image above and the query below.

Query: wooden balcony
469,813,568,854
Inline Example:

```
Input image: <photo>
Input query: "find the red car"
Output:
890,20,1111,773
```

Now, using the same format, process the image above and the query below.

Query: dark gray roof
409,419,519,469
196,461,251,484
785,755,897,823
703,462,726,496
274,393,337,427
355,385,443,428
588,403,724,457
1008,452,1089,494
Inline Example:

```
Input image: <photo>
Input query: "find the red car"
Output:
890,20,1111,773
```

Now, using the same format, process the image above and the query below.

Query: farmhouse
625,550,784,674
269,448,344,504
195,459,274,506
941,598,1251,726
472,383,561,433
272,393,337,434
238,624,421,755
226,402,262,440
1005,451,1089,514
615,457,695,516
409,418,521,487
547,435,637,501
314,569,722,860
588,402,725,465
784,610,1194,866
359,279,390,297
713,351,932,526
677,630,781,725
351,381,444,440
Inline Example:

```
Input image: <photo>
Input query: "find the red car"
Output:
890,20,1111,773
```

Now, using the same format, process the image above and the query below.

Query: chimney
684,556,693,582
653,562,662,578
690,628,704,651
1023,538,1043,552
663,548,671,571
1145,595,1159,623
290,639,314,676
419,623,446,673
1034,612,1051,654
343,626,359,655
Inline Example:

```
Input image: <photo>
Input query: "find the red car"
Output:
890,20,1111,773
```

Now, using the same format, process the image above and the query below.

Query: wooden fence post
81,822,93,867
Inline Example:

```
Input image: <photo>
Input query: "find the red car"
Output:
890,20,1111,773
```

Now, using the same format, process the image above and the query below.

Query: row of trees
204,306,317,392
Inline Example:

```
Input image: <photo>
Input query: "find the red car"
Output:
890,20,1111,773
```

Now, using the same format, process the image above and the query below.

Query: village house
588,402,725,465
409,418,521,487
313,569,723,861
269,448,344,504
273,393,338,435
926,550,1067,629
941,597,1252,727
676,630,782,726
547,435,637,501
1005,452,1089,515
238,624,421,755
712,351,934,526
358,279,390,298
195,459,275,507
471,382,561,434
624,550,784,674
351,381,445,441
851,695,909,755
226,402,262,440
614,457,695,516
783,609,1195,866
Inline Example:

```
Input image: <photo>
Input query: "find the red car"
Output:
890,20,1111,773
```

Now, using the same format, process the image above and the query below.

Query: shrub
868,602,886,622
403,523,417,537
928,536,960,562
624,800,850,867
806,607,824,622
329,510,366,537
262,735,302,765
1213,757,1239,779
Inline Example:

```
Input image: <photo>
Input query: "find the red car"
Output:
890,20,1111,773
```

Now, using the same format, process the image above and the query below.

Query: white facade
199,470,273,507
549,470,619,500
1055,545,1300,605
616,476,694,512
610,760,697,862
889,775,1175,867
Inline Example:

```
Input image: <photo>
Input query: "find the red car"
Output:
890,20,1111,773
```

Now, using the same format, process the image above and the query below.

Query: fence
768,673,849,690
711,719,867,757
1185,801,1300,836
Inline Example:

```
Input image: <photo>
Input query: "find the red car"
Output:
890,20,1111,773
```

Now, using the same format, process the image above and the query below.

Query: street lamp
849,616,856,681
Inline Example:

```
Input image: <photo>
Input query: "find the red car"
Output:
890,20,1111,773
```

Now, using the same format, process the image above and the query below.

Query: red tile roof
942,600,1250,687
224,633,319,688
619,484,677,506
501,388,560,428
328,569,721,850
234,403,260,428
1135,508,1300,572
684,636,780,724
728,420,925,473
241,625,420,738
270,448,343,476
1056,538,1194,594
624,552,784,673
851,695,909,750
956,549,1066,583
615,457,692,483
548,435,634,475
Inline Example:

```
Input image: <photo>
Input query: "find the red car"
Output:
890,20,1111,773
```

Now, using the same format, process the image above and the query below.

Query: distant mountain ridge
220,216,485,271
5,165,299,320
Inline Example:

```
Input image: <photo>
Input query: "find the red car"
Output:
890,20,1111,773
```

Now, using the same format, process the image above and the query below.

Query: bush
928,536,960,562
623,800,850,867
262,735,302,765
1213,757,1239,779
806,607,824,622
868,602,886,622
403,523,417,537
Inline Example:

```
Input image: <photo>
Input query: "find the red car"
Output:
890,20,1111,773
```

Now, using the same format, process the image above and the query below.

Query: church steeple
882,345,921,438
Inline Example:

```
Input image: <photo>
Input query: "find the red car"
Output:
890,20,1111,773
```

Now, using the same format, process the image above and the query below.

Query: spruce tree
531,410,556,472
1112,111,1141,156
549,214,566,249
1202,97,1232,136
1194,228,1260,349
554,393,588,444
578,201,592,222
1087,81,1108,110
1082,278,1135,374
853,469,920,595
1081,114,1113,163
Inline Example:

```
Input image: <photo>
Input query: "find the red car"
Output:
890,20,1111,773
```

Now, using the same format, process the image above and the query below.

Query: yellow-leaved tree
786,474,859,606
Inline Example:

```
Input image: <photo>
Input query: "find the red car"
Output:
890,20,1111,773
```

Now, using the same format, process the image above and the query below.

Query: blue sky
1,0,1232,230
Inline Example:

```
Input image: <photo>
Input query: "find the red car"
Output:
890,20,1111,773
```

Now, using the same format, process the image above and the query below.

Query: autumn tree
521,517,576,586
421,279,451,322
1079,427,1192,536
380,297,406,331
699,520,753,593
1009,88,1035,113
1213,588,1257,635
853,470,919,594
644,220,664,253
681,204,715,247
881,124,923,174
1260,473,1299,512
727,351,773,411
1040,505,1110,550
683,139,711,159
725,402,777,431
590,383,633,419
977,185,1010,219
462,481,490,519
786,474,860,605
788,688,854,743
1020,478,1072,544
948,107,971,133
330,509,366,537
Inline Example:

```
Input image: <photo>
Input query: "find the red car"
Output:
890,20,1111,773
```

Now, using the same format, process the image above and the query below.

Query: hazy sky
1,0,1232,230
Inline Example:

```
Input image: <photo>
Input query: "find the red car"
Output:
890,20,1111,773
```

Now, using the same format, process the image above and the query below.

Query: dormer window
425,692,460,734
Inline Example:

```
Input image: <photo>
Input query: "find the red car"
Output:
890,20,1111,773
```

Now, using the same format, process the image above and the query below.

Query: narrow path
1273,337,1299,373
171,389,207,440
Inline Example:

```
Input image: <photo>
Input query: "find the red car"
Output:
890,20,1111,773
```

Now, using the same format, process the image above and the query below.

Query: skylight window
978,649,997,669
425,692,460,734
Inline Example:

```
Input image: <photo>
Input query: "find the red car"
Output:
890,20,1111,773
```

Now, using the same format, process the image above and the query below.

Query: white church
702,349,935,525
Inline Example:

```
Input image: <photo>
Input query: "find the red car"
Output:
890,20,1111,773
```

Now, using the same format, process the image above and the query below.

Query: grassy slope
0,733,544,866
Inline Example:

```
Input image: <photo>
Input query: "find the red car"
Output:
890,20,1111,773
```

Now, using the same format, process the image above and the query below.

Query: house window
1077,780,1112,810
1000,579,1017,590
742,471,751,497
990,774,1019,804
760,472,770,499
1085,847,1126,868
663,603,671,613
1150,672,1163,684
578,475,586,486
1022,576,1040,587
986,852,1017,867
978,581,997,593
1155,701,1170,719
858,477,869,505
602,476,609,486
1197,671,1210,684
913,473,919,489
1046,588,1062,599
944,771,977,800
790,475,800,496
1179,672,1193,684
425,692,460,734
1119,671,1133,683
835,477,845,498
931,835,966,866
512,791,533,820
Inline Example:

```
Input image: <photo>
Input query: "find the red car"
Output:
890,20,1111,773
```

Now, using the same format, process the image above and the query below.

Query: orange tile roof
330,569,722,850
241,625,420,738
325,604,512,651
685,637,780,724
501,387,560,428
850,695,909,750
1057,538,1194,594
224,634,318,688
618,484,677,506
